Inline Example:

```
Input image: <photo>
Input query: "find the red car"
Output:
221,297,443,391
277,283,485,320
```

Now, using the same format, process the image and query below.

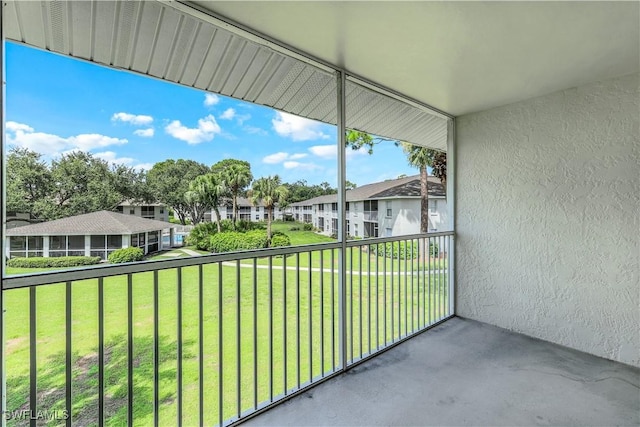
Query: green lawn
4,225,451,426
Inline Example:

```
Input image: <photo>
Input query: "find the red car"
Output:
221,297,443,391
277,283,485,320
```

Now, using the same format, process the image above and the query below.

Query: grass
4,224,451,426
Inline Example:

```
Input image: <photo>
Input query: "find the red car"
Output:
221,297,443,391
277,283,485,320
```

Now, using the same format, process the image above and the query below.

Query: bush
186,222,220,250
289,226,300,231
108,247,144,264
7,256,101,268
371,241,419,259
270,233,291,248
208,229,270,253
429,241,439,258
302,223,314,231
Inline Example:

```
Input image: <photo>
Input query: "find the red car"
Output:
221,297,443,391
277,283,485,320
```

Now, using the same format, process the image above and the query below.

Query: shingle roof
289,175,445,206
6,210,174,236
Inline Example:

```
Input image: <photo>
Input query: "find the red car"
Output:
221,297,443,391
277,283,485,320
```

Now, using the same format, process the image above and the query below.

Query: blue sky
5,42,418,187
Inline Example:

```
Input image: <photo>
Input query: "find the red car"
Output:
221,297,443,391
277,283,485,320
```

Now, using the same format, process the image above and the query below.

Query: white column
122,234,130,249
43,235,50,258
84,235,91,257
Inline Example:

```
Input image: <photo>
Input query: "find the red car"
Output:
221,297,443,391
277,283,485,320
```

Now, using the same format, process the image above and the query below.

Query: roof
289,175,445,207
6,211,174,236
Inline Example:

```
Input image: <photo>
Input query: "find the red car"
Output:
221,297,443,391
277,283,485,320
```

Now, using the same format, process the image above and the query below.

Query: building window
331,203,338,212
331,218,338,235
129,208,135,215
386,201,392,218
255,214,260,221
159,208,164,214
318,204,324,212
318,217,324,230
8,235,44,258
385,228,392,237
116,206,124,213
141,206,155,219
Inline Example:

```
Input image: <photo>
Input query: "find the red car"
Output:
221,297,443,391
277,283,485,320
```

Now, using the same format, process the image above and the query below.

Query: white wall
456,73,639,366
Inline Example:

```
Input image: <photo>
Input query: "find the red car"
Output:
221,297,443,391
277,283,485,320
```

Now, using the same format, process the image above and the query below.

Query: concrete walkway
243,317,640,426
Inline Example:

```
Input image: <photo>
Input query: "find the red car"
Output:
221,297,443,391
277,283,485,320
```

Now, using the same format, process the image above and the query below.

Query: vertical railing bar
437,236,441,321
349,247,353,362
29,286,36,427
417,237,422,329
428,237,432,325
320,250,325,376
308,251,313,383
65,281,72,427
236,260,241,419
367,244,371,355
331,249,335,370
296,252,300,388
253,258,258,410
410,239,414,333
421,237,426,328
127,274,134,427
98,277,104,427
390,242,394,343
383,243,387,346
153,271,159,427
404,239,408,337
283,255,287,395
268,256,273,401
359,246,363,358
198,265,204,426
441,235,444,320
218,263,224,426
375,244,379,351
177,268,183,425
397,241,402,340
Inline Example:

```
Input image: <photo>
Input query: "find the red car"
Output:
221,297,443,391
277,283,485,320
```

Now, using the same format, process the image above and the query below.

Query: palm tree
190,173,226,232
222,163,253,228
401,143,434,233
249,175,288,245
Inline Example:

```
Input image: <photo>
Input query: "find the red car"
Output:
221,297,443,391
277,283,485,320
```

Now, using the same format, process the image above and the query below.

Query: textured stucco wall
456,73,639,366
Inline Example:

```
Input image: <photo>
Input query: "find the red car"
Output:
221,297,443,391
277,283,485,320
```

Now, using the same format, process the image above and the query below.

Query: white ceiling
194,1,640,116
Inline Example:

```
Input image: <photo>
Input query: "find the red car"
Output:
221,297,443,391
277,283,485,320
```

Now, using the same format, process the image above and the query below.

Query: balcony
3,233,454,426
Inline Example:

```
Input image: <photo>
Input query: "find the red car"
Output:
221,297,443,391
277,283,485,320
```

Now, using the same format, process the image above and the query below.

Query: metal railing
2,232,453,426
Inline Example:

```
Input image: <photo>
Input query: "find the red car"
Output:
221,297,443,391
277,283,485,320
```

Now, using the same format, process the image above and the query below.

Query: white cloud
165,115,222,144
272,111,330,141
236,114,251,126
134,128,155,137
94,151,152,171
94,151,135,165
244,126,268,136
6,121,34,133
283,161,322,171
263,152,289,164
6,122,128,156
309,144,368,159
220,108,236,120
204,93,220,106
112,112,154,126
262,152,309,164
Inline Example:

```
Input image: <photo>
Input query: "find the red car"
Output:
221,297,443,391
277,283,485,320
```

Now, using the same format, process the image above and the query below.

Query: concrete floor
243,317,640,426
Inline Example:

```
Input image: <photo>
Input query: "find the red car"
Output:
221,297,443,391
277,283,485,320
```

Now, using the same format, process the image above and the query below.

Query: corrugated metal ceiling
3,0,448,151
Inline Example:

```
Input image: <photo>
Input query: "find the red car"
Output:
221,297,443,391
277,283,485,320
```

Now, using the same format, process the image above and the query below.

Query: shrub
371,241,419,259
7,256,101,268
302,223,314,231
108,247,144,264
289,226,300,231
186,222,220,250
208,229,269,253
270,233,291,248
429,241,439,258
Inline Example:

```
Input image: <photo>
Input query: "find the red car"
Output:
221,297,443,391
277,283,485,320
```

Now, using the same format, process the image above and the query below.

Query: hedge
108,247,144,264
208,229,269,253
7,256,101,268
187,219,265,250
371,241,419,259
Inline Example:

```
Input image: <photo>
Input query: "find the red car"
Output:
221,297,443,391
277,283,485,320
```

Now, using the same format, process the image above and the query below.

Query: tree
147,159,209,225
6,148,52,217
188,173,226,231
214,160,252,228
249,175,288,245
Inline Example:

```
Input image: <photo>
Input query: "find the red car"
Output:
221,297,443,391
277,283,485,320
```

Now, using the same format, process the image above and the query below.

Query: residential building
5,210,176,260
210,197,285,223
116,200,169,222
289,175,447,237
